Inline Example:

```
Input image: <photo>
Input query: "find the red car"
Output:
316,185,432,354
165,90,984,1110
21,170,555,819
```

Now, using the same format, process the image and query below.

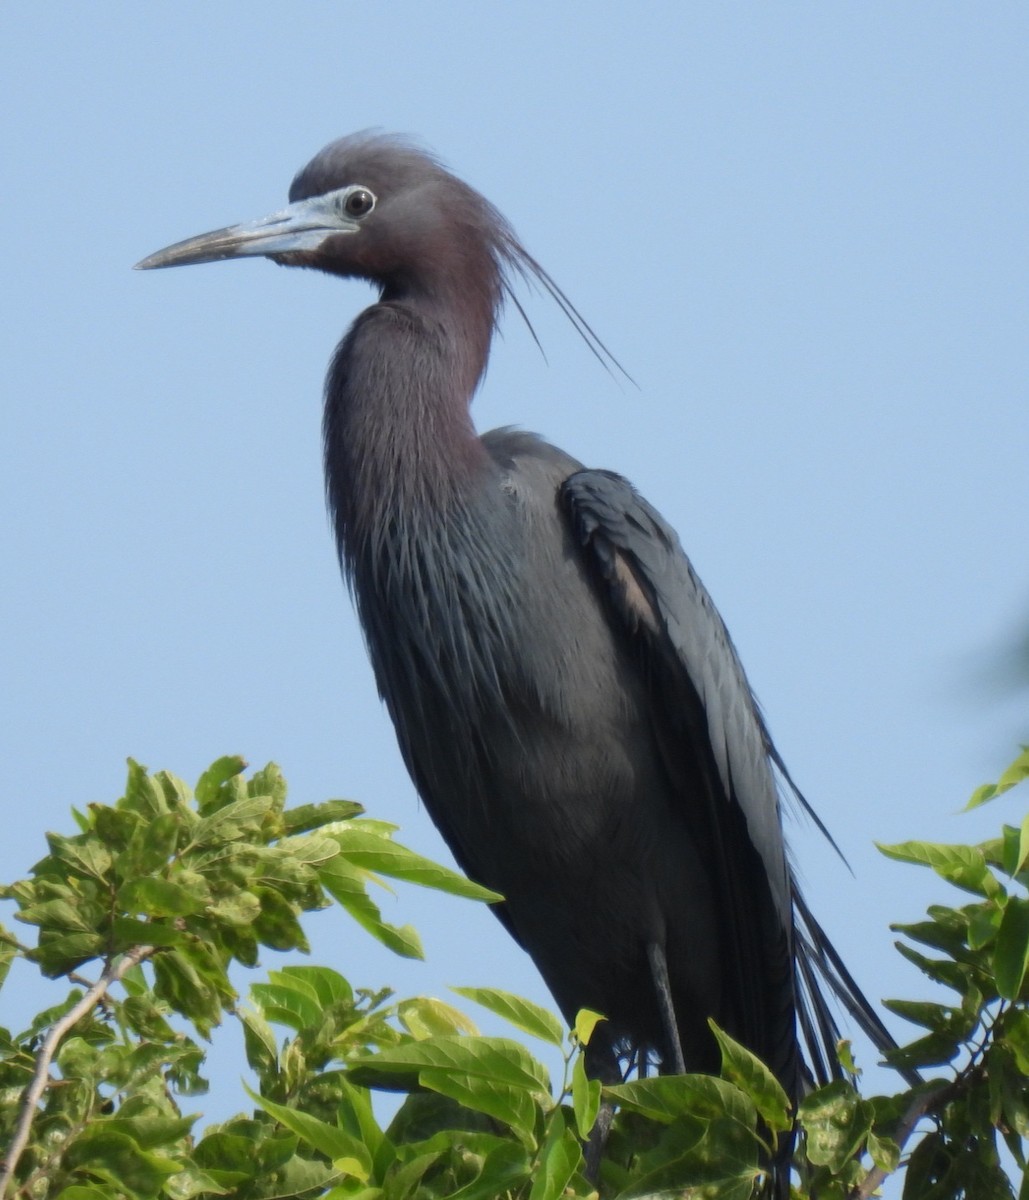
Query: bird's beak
134,193,360,270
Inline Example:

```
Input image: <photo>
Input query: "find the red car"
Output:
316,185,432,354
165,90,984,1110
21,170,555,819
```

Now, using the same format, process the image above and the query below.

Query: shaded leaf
995,896,1029,1000
246,1084,372,1177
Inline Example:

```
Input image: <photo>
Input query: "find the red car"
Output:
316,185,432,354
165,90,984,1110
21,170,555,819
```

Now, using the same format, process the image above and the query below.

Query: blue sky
2,0,1027,1169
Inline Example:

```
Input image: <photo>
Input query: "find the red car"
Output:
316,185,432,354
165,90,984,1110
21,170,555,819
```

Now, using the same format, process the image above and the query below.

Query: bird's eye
343,188,376,218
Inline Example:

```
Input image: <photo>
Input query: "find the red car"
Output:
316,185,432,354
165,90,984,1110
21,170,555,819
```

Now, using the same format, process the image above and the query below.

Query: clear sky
2,1,1027,1180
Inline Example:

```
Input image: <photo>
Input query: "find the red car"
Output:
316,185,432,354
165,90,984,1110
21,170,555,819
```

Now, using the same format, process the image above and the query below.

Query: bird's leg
647,941,686,1074
581,1041,624,1183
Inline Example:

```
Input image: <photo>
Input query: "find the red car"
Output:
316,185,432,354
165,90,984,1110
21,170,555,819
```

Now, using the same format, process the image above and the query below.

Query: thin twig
0,946,153,1199
849,1074,973,1200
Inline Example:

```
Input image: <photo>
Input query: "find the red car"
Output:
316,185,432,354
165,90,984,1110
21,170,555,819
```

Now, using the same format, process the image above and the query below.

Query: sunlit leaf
331,825,501,900
574,1008,606,1047
571,1051,601,1140
877,840,1000,897
352,1036,551,1095
529,1109,581,1200
194,755,248,813
282,799,364,835
451,986,564,1046
966,746,1029,810
399,995,479,1039
710,1019,791,1133
318,857,424,959
798,1079,873,1172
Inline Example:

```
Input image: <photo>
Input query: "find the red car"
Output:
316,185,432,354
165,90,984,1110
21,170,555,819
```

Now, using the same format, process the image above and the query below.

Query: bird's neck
323,297,493,571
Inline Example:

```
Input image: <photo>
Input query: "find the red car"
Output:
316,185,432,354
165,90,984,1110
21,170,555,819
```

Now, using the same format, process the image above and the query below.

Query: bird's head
136,131,625,379
136,132,510,305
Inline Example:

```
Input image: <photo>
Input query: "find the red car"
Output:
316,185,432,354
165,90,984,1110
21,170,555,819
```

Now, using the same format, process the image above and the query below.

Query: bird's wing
561,468,900,1086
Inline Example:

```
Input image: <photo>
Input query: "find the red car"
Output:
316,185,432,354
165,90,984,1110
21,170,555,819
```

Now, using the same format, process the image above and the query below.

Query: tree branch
849,1073,976,1200
0,946,152,1199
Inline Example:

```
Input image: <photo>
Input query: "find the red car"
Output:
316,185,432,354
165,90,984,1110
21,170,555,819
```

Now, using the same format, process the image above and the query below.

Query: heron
138,132,899,1183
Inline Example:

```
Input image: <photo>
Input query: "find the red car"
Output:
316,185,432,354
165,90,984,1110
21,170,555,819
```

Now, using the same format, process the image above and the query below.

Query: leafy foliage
1,750,1027,1199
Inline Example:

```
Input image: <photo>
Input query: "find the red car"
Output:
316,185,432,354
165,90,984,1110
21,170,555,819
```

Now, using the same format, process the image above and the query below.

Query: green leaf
251,981,325,1032
195,756,248,814
798,1079,873,1172
34,931,106,975
279,834,342,865
18,895,96,932
571,1050,601,1140
241,1007,279,1075
866,1128,901,1174
318,857,424,959
451,987,564,1046
968,903,1003,950
1002,815,1029,877
882,998,962,1031
163,1166,232,1198
246,1084,372,1177
152,949,221,1033
89,1114,195,1150
444,1141,531,1200
122,759,170,820
529,1110,580,1200
331,825,502,900
351,1036,551,1101
193,794,276,847
607,1074,757,1134
966,746,1029,810
280,964,353,1008
337,1077,391,1177
398,996,479,1039
282,799,364,835
111,917,184,950
877,840,1000,897
995,896,1029,999
62,1126,181,1194
207,892,262,926
0,924,17,992
117,811,183,880
252,886,309,952
44,831,113,882
611,1110,760,1200
119,877,205,917
420,1068,540,1143
710,1019,791,1133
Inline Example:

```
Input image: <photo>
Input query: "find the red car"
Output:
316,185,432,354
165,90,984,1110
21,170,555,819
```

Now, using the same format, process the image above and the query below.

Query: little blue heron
138,132,899,1170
